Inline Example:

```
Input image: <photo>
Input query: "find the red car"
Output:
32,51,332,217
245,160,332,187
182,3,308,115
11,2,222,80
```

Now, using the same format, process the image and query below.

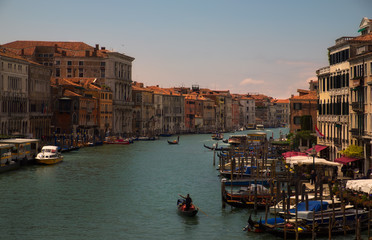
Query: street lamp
311,143,317,171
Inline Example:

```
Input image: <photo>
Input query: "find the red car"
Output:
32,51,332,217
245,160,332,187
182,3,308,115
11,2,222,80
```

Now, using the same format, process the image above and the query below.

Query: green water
0,128,365,239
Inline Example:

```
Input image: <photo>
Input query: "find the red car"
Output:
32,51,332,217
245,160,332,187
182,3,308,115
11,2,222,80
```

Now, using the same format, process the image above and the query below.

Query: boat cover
346,179,372,194
259,217,285,225
289,201,329,213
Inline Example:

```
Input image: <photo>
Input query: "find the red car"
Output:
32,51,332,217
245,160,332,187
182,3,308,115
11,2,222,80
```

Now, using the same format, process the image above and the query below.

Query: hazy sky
1,0,371,98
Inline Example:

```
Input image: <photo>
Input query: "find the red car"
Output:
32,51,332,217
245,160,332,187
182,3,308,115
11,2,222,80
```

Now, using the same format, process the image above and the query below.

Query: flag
315,125,324,138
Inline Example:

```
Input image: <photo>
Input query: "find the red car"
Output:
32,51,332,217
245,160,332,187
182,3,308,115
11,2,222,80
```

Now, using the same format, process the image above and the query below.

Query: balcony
350,128,363,138
351,102,364,113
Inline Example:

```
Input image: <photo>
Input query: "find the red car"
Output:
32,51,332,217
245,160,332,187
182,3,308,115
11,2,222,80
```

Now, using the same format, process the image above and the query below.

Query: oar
193,204,209,217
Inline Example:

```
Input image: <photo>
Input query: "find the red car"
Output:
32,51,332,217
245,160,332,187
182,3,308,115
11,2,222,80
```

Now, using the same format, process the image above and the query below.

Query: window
101,62,106,67
55,68,60,77
79,68,83,77
293,103,302,110
101,69,105,78
18,65,22,71
79,61,84,66
293,116,301,125
67,61,72,66
67,68,72,77
55,60,60,65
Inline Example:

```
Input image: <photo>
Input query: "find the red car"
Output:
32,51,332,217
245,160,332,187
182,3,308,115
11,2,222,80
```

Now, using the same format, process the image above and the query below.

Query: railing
351,102,364,113
350,128,363,138
335,36,355,45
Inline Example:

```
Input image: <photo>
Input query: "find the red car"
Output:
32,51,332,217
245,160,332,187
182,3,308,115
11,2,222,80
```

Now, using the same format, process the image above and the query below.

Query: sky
0,0,371,99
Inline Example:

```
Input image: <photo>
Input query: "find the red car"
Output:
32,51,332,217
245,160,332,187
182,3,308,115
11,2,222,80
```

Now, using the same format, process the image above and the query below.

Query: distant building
2,41,134,136
289,90,317,134
272,99,290,127
132,82,155,137
0,49,52,138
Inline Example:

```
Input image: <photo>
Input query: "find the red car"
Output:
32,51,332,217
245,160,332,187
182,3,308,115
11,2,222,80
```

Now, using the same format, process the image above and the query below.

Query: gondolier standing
180,194,192,210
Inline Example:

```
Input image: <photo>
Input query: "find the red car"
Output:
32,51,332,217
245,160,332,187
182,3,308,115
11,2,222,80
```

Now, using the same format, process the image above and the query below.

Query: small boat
177,199,198,217
35,146,63,165
212,133,223,140
159,133,172,137
104,137,130,145
168,136,179,144
222,184,273,208
245,215,369,238
203,144,229,151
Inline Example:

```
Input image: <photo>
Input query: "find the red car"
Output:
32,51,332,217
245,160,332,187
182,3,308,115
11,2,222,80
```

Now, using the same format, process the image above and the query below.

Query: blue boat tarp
259,217,285,225
289,201,328,213
245,166,257,174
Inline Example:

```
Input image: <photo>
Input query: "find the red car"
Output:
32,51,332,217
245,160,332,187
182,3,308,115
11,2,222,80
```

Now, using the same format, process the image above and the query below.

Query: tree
340,145,363,158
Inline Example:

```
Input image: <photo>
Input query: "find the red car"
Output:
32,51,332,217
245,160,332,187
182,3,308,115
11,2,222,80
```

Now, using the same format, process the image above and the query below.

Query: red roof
2,40,108,57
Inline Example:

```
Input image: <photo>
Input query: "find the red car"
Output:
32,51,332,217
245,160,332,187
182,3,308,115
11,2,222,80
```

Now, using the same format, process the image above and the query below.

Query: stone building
239,95,256,129
146,86,185,135
29,63,53,139
132,82,155,137
272,99,290,127
348,27,372,173
2,41,134,136
0,49,51,138
317,17,372,165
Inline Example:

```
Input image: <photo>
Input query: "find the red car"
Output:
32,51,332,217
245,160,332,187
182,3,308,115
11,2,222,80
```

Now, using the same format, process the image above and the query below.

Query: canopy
346,179,372,194
282,151,307,158
286,156,341,166
335,156,361,165
306,145,328,154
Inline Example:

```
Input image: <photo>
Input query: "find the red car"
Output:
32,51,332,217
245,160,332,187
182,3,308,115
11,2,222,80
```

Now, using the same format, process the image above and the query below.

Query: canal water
0,128,364,240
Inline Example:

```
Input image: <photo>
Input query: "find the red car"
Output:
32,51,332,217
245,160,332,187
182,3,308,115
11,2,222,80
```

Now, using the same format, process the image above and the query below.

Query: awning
282,151,307,158
358,27,367,33
306,145,328,154
335,156,361,165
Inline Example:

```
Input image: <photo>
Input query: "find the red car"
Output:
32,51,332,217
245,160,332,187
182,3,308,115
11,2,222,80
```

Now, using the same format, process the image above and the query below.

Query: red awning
282,151,307,158
335,156,361,165
306,145,328,153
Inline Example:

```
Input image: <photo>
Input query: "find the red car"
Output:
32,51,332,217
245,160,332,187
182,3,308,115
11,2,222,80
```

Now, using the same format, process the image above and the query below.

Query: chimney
101,47,106,50
95,44,99,50
21,49,24,55
54,44,58,53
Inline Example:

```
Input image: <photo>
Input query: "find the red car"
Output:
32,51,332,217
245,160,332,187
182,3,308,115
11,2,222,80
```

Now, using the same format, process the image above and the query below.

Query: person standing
180,194,192,210
310,170,316,185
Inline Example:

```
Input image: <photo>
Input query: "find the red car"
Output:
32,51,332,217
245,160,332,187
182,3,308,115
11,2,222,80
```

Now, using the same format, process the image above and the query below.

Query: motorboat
35,146,63,165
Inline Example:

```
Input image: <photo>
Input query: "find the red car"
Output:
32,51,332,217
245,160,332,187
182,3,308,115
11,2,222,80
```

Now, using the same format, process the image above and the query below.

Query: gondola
168,136,179,144
177,199,198,217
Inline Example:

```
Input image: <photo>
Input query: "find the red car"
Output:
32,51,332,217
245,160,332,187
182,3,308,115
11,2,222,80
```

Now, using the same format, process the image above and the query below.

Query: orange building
289,90,317,133
51,78,100,137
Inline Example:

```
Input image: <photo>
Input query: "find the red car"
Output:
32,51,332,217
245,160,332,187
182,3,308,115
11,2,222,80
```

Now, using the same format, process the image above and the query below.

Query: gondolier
179,194,192,210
